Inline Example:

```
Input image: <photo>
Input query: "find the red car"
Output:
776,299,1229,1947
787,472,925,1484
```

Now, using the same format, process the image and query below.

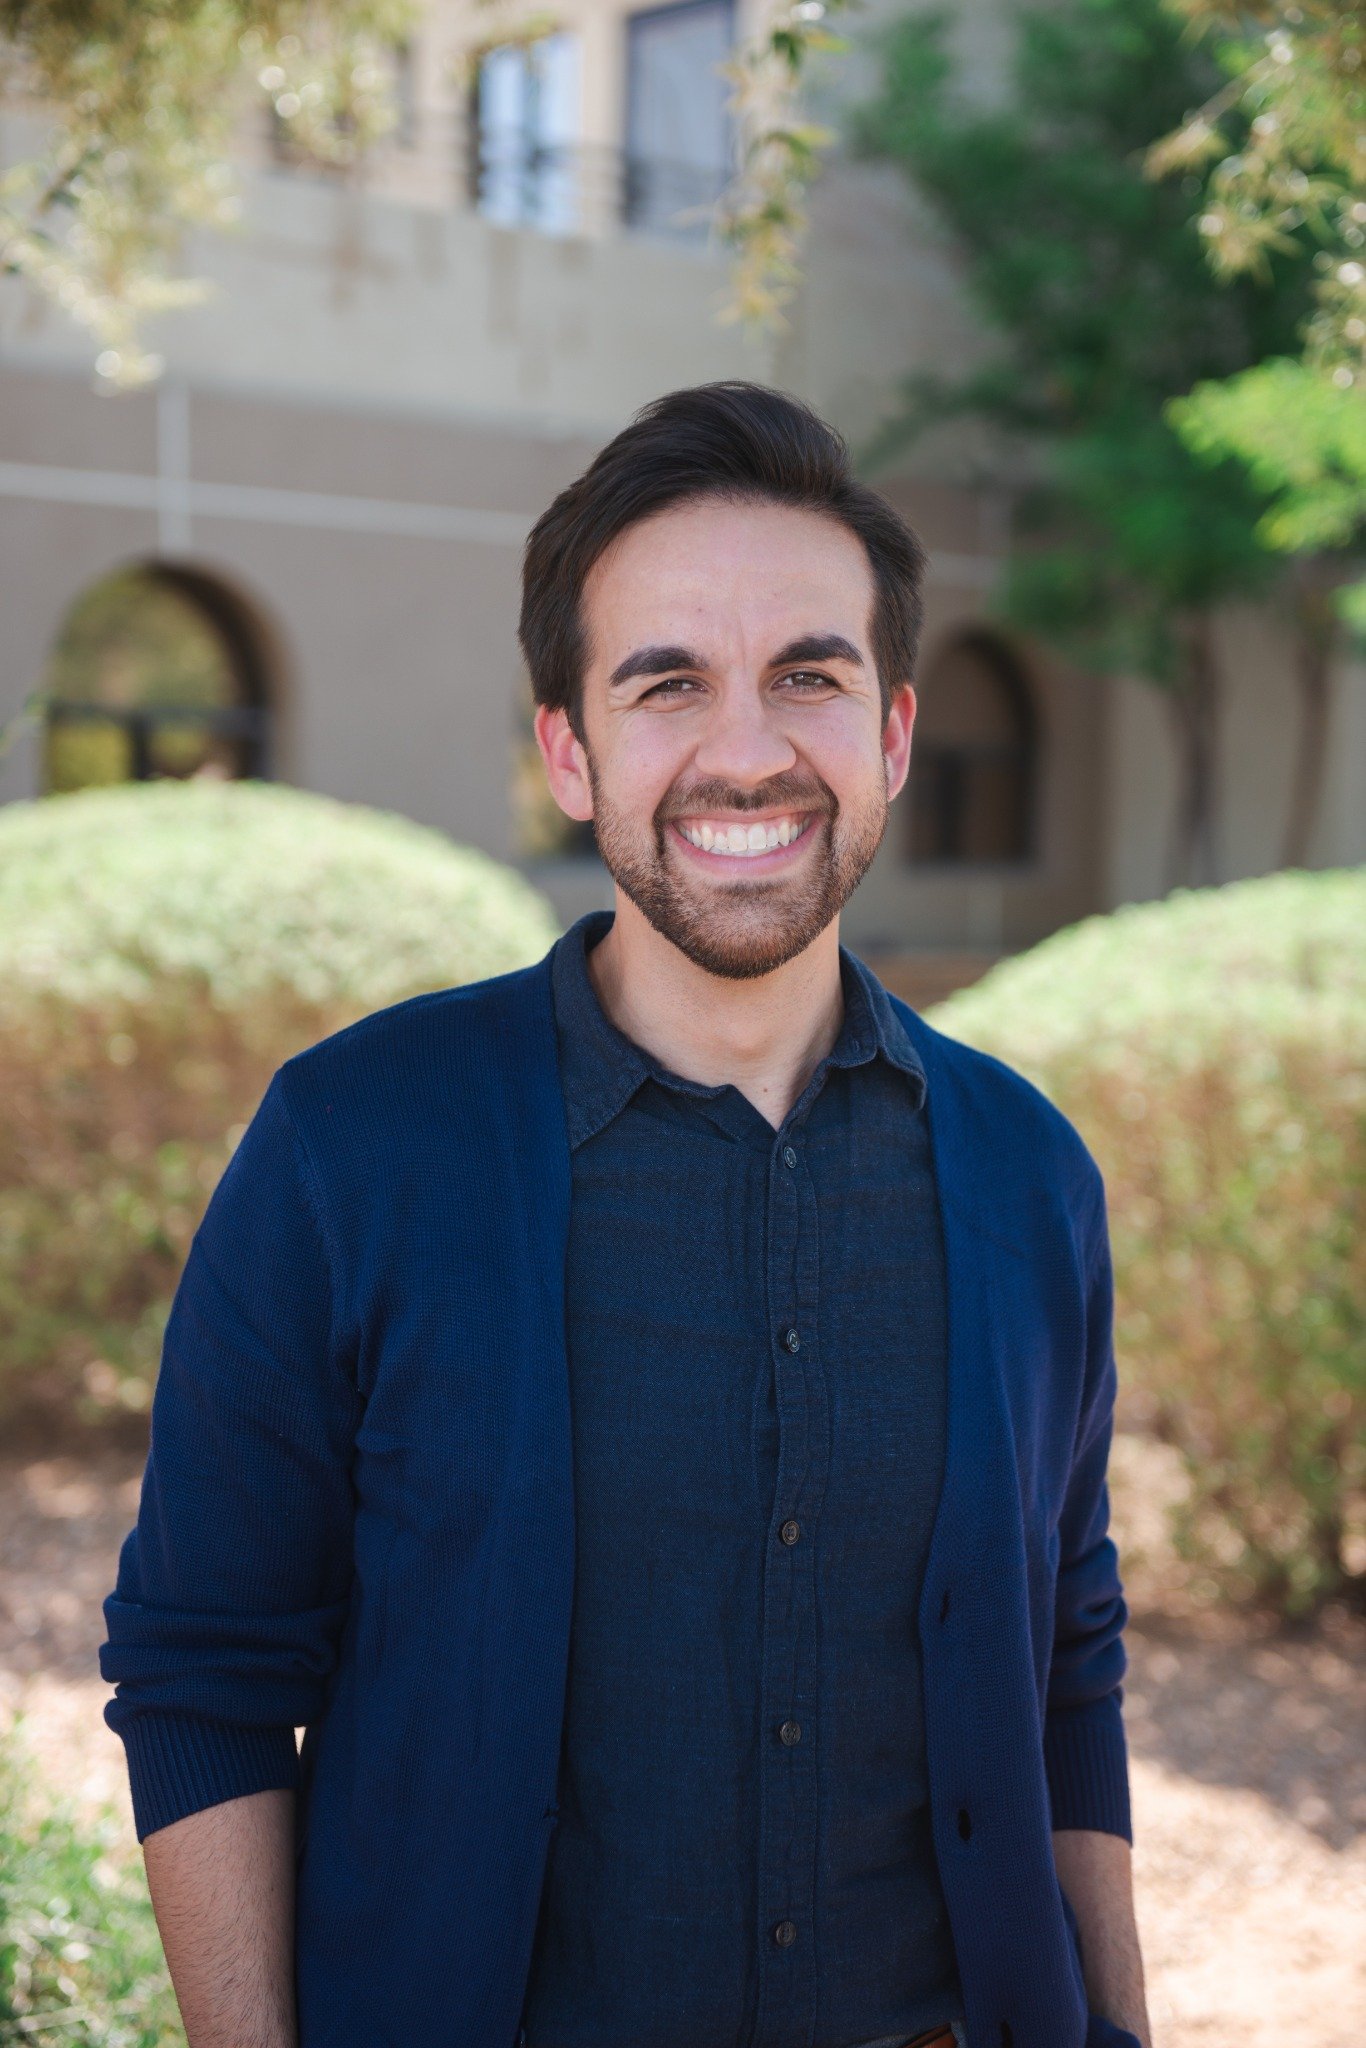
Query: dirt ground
1,1427,1362,2048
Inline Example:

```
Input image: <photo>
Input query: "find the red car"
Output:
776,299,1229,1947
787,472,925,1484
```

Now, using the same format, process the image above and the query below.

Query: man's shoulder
273,951,558,1128
888,993,1103,1216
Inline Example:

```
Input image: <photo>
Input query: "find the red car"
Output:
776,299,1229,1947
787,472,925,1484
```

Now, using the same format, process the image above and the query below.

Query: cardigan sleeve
1043,1162,1133,1842
99,1069,362,1842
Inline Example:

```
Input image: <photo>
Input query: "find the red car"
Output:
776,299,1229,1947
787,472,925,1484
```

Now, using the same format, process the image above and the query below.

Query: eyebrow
609,644,705,688
769,634,864,670
607,632,865,690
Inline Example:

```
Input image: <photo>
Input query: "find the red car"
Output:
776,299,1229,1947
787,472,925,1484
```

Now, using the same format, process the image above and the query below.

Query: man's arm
1052,1828,1151,2048
143,1790,298,2048
1044,1161,1151,2046
99,1071,360,2028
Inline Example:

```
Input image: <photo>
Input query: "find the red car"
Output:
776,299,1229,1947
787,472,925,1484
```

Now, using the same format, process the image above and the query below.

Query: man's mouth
670,813,816,860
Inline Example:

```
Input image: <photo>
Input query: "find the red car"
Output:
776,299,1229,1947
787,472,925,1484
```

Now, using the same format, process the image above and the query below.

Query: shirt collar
550,909,927,1152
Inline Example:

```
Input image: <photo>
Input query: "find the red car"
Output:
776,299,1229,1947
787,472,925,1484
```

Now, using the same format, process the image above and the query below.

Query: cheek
600,721,693,810
807,714,887,799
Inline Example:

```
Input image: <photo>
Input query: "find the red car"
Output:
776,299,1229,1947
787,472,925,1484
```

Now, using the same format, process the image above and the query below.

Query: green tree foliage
930,866,1366,1620
0,0,414,386
853,0,1313,885
1149,1,1366,375
0,779,560,1427
1169,358,1363,859
1145,6,1366,861
1173,353,1366,570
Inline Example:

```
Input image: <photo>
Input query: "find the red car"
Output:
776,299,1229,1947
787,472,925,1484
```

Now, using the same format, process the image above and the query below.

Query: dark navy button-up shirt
520,909,963,2048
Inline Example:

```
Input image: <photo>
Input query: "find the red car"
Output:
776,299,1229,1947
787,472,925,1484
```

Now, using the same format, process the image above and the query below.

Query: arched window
907,631,1036,865
42,565,272,795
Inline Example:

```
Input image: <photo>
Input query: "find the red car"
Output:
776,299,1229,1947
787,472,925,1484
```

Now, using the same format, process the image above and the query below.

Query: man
100,382,1150,2048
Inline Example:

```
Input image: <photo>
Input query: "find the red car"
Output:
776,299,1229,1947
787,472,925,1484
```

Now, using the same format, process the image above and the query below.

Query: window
624,0,735,238
469,33,582,233
907,632,1035,865
42,566,271,796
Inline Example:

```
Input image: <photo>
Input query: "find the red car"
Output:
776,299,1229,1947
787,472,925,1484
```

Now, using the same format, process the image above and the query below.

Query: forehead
582,497,875,657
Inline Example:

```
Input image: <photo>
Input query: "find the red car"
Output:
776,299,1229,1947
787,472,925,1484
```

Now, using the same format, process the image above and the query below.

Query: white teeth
679,816,809,856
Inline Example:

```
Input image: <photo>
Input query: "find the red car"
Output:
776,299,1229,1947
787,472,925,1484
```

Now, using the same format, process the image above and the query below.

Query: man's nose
691,684,798,787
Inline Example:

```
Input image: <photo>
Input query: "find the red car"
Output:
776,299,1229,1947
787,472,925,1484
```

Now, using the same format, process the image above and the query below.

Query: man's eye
780,670,834,689
644,677,698,698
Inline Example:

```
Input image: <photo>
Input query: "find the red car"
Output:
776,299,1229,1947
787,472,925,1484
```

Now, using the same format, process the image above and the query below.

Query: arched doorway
907,631,1036,865
42,564,273,795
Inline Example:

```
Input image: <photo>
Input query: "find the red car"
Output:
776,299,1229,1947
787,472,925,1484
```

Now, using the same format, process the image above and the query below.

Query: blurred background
0,2,1362,2043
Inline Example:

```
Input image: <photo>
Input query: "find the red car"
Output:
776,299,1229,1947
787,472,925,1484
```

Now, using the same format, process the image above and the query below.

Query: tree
852,0,1314,887
0,1,415,388
715,0,858,329
1147,2,1366,864
1149,1,1366,374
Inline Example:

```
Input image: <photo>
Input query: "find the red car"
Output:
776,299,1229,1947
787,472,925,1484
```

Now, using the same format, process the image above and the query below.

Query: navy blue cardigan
100,950,1138,2048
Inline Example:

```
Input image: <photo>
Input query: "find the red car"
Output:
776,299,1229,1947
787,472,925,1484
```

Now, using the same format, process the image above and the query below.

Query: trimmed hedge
927,868,1366,1617
0,780,560,1426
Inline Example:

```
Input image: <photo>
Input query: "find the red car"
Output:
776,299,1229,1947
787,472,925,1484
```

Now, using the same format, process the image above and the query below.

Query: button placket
753,1127,827,2048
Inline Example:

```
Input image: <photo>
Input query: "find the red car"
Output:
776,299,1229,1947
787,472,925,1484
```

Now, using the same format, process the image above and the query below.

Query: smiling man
100,384,1150,2048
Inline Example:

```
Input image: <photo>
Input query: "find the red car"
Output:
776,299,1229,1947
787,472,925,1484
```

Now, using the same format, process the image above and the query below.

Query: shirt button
779,1719,802,1746
781,1144,797,1169
783,1327,800,1352
773,1919,797,1948
779,1518,801,1546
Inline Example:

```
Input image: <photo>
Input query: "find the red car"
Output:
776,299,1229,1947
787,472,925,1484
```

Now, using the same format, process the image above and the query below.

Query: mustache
658,775,835,820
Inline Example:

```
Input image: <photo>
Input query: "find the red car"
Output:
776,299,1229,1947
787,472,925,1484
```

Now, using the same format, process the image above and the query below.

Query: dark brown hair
518,381,927,740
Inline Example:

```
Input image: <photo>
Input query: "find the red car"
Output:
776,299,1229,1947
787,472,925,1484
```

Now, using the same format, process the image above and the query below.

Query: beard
584,754,889,981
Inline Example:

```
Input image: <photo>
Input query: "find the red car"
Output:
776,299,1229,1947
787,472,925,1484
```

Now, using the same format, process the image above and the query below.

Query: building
2,0,1362,997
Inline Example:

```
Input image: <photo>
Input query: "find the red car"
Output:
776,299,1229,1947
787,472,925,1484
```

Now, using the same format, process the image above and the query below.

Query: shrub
0,1735,182,2047
927,868,1366,1618
0,780,560,1428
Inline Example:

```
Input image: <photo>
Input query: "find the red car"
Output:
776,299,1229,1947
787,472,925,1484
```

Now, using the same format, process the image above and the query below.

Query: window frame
465,30,583,233
42,563,274,794
621,0,737,238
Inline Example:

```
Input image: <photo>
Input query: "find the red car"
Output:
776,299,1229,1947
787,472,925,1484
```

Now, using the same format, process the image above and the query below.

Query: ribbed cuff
1044,1697,1132,1841
115,1712,301,1843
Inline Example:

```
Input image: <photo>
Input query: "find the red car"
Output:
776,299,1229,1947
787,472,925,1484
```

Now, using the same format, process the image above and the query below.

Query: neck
585,890,846,1130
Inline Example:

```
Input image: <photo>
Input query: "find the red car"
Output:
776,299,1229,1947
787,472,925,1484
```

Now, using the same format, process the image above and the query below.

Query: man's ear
534,703,595,823
883,683,916,805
